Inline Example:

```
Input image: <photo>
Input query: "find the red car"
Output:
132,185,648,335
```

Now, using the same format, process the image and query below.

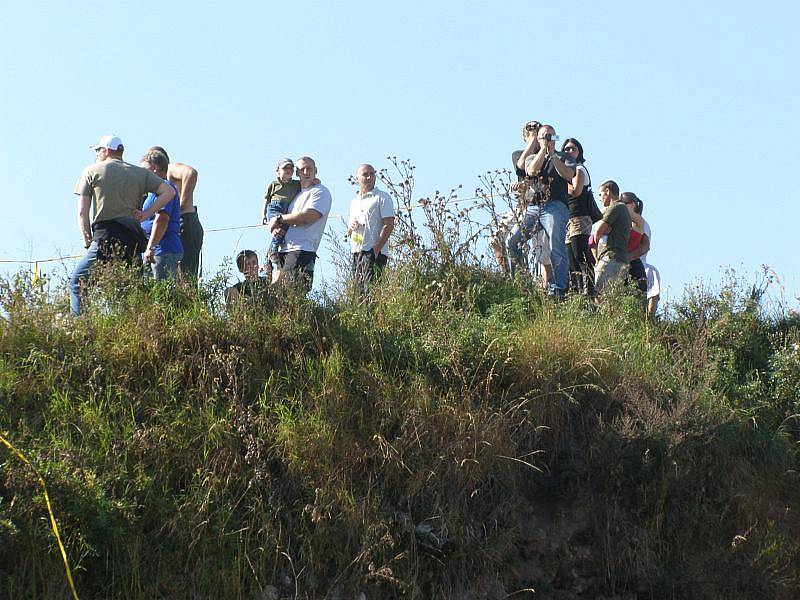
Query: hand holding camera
539,132,558,156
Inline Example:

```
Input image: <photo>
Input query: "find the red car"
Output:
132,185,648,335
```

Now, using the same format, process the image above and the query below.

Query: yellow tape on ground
0,432,80,600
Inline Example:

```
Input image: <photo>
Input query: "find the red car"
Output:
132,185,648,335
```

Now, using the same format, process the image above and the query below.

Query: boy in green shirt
262,158,302,265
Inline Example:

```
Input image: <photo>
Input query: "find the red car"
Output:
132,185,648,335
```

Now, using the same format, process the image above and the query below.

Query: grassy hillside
1,258,799,599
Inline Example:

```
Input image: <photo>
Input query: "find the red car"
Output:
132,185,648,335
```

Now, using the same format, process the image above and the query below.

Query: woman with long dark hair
561,138,601,295
620,192,650,299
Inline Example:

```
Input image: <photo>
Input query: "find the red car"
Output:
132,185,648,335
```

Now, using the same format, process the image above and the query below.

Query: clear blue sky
2,0,798,307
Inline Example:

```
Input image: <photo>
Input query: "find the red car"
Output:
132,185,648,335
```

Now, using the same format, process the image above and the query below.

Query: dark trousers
277,250,317,292
351,250,388,295
628,258,648,294
567,235,595,296
180,209,204,279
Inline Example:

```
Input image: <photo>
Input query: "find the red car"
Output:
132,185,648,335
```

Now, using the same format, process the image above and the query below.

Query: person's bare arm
262,185,273,225
568,167,586,197
549,152,576,181
77,195,92,248
516,134,539,172
595,221,611,238
372,217,395,256
168,163,198,212
134,182,176,222
270,208,322,231
525,146,548,177
143,211,169,263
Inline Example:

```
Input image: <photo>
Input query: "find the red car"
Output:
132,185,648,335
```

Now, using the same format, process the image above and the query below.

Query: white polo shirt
348,187,395,254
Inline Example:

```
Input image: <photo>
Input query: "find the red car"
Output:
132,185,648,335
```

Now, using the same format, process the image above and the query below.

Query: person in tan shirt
70,135,175,315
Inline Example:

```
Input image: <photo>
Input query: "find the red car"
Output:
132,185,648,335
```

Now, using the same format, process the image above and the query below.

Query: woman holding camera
561,138,601,296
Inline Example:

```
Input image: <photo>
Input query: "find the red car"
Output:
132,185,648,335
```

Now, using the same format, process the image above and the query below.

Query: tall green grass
1,259,799,598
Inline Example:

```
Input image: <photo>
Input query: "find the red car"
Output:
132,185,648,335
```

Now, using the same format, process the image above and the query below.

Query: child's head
236,250,259,280
276,158,294,182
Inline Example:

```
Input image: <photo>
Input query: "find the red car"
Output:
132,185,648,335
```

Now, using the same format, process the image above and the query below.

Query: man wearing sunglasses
506,124,576,298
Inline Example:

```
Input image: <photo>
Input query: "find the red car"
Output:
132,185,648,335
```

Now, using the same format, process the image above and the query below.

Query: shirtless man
149,146,204,279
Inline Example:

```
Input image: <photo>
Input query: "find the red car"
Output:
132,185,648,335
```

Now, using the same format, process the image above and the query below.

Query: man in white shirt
347,163,395,294
269,156,332,290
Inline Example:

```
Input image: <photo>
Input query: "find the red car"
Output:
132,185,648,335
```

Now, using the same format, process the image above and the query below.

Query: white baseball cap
90,134,124,151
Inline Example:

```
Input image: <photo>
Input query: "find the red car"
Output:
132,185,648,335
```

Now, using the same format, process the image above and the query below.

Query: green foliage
1,258,799,599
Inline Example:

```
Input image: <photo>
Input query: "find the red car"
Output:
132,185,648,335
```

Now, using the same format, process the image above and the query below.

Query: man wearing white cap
69,134,175,315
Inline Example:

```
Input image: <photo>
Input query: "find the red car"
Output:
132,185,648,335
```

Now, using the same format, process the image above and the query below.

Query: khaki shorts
594,257,629,294
567,215,593,239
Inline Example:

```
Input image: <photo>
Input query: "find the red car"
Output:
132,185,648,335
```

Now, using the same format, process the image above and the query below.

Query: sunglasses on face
564,146,578,152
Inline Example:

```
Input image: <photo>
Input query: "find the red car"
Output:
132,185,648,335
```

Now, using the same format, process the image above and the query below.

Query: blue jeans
147,251,183,281
70,241,99,316
267,200,289,256
506,200,569,294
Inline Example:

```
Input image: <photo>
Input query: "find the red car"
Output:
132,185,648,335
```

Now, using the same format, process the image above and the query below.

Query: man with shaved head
347,163,395,294
268,156,332,291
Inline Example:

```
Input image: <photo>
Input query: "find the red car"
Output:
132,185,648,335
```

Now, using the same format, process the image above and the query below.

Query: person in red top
621,192,649,296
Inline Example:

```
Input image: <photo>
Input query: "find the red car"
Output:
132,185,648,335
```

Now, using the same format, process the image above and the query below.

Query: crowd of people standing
492,120,660,314
68,135,396,314
68,125,659,316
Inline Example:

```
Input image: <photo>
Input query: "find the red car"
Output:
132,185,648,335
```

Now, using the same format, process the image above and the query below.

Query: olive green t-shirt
598,202,631,263
74,158,164,223
264,178,301,206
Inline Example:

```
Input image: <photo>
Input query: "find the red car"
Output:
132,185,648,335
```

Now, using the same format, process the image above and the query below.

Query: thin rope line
0,193,511,264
